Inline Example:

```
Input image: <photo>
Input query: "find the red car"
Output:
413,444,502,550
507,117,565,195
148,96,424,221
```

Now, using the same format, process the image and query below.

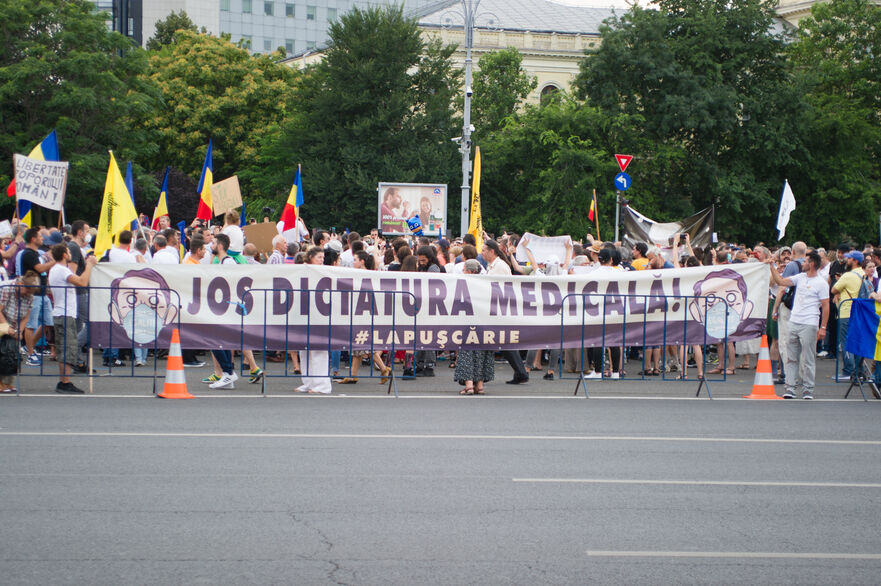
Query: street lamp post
458,0,479,238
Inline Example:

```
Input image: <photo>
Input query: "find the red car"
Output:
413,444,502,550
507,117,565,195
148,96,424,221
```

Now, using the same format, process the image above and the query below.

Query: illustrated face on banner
108,269,179,344
688,270,754,339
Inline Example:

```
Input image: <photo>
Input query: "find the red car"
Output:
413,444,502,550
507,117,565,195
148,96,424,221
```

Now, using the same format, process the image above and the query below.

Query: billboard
378,183,447,236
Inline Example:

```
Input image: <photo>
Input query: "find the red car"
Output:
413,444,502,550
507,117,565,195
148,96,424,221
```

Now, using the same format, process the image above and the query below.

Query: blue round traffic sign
614,172,631,191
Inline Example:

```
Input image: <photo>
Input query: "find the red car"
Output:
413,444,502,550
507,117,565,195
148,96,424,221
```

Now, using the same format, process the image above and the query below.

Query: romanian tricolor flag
124,161,139,231
846,299,881,361
588,190,597,221
195,139,214,221
278,165,304,241
151,167,170,230
467,146,483,249
7,130,60,227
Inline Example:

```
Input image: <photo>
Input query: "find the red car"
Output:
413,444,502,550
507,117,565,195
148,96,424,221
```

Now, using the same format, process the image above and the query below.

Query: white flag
776,180,796,241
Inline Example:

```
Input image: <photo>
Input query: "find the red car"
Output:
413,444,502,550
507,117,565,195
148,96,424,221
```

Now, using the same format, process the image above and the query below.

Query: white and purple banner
88,263,770,351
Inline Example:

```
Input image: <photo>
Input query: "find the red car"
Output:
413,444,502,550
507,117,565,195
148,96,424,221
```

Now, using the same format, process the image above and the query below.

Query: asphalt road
2,395,881,585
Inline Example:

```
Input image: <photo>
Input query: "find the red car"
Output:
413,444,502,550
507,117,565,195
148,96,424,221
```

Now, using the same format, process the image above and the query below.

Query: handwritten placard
211,175,243,216
13,154,68,211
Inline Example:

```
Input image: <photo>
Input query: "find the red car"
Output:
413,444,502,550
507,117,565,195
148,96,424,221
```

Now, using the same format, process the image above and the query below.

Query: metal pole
459,0,479,238
614,192,621,243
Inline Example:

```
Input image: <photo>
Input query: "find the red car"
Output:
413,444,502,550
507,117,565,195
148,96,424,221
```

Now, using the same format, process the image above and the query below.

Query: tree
480,98,648,238
146,10,199,51
0,0,160,224
254,6,461,231
138,31,297,214
469,48,536,142
574,0,806,242
786,0,881,244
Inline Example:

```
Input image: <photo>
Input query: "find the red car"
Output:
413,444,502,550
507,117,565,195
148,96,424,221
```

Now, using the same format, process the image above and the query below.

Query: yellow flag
94,152,138,259
468,146,483,249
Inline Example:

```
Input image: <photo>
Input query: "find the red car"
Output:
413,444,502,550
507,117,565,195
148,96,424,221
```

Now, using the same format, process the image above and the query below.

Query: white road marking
513,478,881,488
585,550,881,560
0,431,880,446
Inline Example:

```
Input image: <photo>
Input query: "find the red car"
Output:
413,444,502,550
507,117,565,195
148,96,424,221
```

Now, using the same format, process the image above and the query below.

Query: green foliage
470,48,537,142
145,10,199,51
0,0,160,223
575,0,805,242
785,0,881,244
480,99,640,238
255,6,461,232
139,31,297,213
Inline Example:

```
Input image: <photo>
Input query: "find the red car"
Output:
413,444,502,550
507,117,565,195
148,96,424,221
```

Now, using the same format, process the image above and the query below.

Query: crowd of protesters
0,212,872,398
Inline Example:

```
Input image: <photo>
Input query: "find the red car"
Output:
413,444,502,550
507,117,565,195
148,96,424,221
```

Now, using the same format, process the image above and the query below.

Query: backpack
856,274,874,300
0,334,19,375
781,258,805,310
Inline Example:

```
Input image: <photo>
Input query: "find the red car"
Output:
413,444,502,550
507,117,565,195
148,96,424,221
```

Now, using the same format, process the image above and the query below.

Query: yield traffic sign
615,154,633,172
614,172,631,191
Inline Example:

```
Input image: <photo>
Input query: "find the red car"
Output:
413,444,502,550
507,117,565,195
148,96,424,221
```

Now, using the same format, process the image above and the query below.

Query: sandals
379,367,391,384
338,377,358,384
707,368,735,375
474,388,485,395
459,386,475,395
675,373,687,380
639,369,659,376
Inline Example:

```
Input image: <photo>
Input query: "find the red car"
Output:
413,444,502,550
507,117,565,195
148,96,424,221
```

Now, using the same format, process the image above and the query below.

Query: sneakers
55,381,85,394
25,353,41,367
414,368,435,377
249,367,264,384
817,350,829,358
585,371,602,379
102,358,124,367
802,390,814,400
543,372,554,380
209,372,238,389
782,390,795,399
134,360,146,367
610,372,620,380
183,360,206,368
201,373,221,384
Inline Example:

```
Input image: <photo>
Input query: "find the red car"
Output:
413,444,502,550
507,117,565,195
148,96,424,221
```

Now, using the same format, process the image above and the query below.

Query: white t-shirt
340,249,354,268
151,247,180,264
222,225,245,253
789,272,830,326
48,264,76,317
108,247,137,263
487,257,512,276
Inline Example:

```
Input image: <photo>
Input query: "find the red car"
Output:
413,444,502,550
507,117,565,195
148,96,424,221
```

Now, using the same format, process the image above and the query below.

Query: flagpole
593,189,600,242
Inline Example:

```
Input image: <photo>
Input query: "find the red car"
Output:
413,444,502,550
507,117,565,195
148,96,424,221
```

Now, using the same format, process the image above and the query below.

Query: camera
465,86,473,97
680,232,688,239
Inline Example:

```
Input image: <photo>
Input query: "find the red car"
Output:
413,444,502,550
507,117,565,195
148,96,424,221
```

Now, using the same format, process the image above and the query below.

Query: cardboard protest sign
13,154,69,211
514,232,573,265
242,222,279,254
211,176,243,216
0,221,11,239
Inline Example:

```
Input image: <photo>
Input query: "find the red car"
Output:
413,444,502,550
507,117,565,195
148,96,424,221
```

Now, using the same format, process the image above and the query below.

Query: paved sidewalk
6,351,873,400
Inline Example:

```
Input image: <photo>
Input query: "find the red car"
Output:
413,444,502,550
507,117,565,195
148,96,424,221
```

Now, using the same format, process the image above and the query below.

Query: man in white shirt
268,234,286,265
151,234,179,264
769,251,830,399
107,231,137,263
48,244,96,393
339,232,360,268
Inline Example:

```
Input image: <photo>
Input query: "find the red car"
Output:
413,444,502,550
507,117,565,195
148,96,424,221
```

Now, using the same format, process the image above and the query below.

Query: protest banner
622,206,714,249
514,232,573,265
0,220,11,239
378,183,447,236
89,262,770,352
13,154,69,211
242,222,280,253
211,176,243,216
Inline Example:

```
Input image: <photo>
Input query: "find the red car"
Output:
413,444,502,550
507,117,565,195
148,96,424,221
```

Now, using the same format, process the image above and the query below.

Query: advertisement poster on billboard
378,183,447,236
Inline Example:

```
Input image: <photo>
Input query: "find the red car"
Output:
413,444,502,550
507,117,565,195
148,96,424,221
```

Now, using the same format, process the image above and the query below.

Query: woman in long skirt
455,350,495,395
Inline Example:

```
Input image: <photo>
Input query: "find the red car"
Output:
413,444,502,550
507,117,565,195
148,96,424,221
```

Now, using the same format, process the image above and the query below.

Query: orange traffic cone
743,335,781,400
158,328,194,399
